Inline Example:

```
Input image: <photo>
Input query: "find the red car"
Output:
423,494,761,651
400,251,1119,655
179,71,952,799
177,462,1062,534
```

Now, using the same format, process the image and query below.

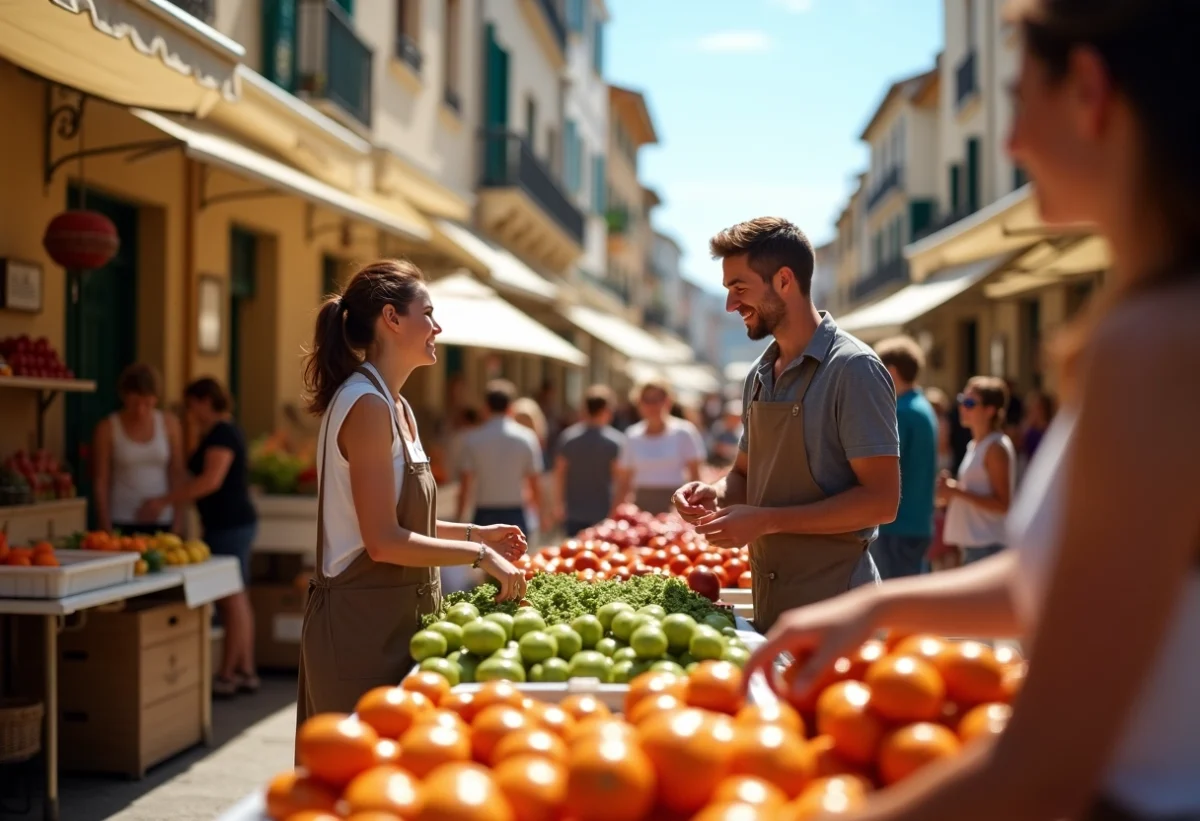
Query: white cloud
694,30,773,54
769,0,814,12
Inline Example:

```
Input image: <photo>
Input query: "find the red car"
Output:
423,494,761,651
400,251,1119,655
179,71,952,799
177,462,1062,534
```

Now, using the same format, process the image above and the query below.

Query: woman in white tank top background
91,363,185,534
939,376,1015,566
743,1,1200,819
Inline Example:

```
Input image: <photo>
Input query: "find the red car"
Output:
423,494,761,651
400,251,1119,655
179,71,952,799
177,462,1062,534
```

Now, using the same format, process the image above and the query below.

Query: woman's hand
936,472,958,505
479,547,527,602
136,497,169,524
743,587,880,702
477,524,528,562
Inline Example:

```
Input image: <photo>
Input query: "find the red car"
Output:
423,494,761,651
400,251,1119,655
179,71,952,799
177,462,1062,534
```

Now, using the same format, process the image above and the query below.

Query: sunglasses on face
957,393,979,410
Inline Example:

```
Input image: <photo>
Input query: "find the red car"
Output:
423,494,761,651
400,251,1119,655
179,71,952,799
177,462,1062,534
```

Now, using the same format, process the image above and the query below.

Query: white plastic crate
0,550,138,599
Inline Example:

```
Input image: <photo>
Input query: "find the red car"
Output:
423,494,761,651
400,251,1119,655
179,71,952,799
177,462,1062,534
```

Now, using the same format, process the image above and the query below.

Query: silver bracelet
465,524,474,543
471,544,486,569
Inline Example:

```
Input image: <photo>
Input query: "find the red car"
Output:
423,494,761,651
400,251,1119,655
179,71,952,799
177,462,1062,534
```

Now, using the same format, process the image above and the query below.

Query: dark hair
484,379,517,413
965,376,1010,428
117,363,160,398
709,217,815,296
584,385,613,417
461,407,480,426
875,336,926,384
1011,0,1200,394
184,377,231,413
303,259,425,415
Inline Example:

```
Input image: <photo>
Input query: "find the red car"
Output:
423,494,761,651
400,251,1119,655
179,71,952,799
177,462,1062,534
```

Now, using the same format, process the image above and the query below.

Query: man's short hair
484,379,517,413
875,336,926,384
709,217,815,296
583,385,613,417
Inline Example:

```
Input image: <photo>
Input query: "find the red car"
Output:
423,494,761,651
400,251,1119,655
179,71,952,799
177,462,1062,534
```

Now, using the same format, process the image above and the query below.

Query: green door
229,228,258,423
483,24,510,182
64,187,139,522
261,0,298,91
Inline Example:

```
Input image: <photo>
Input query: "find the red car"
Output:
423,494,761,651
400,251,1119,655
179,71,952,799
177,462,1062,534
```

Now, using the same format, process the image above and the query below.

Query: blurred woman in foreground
746,1,1200,819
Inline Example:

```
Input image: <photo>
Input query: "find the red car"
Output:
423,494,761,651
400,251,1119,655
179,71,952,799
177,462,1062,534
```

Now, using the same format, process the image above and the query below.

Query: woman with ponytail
743,2,1200,819
295,259,527,731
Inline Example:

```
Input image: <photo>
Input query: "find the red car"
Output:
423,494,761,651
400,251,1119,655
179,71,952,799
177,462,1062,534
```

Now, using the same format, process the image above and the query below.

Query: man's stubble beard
745,292,787,341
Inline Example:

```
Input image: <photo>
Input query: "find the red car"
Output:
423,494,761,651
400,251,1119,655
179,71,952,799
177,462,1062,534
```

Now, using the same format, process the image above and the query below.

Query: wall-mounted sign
0,259,44,313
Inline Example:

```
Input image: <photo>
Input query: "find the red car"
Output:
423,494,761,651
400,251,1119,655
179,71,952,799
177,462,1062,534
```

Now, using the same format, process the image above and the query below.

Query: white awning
664,362,721,395
837,253,1010,342
564,305,689,363
724,360,758,384
427,273,588,367
433,220,559,301
131,110,430,242
1,0,244,114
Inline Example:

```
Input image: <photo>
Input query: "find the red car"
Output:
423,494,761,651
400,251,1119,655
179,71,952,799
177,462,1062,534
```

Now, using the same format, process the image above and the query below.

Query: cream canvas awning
428,273,588,367
433,220,560,302
564,305,690,364
838,253,1010,342
1,0,243,113
131,109,430,242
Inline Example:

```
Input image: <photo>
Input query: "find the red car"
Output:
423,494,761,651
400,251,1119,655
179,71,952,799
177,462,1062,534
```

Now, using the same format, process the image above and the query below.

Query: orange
624,670,686,716
375,739,401,766
32,551,60,566
413,709,469,732
883,630,914,652
685,661,745,715
638,708,736,814
806,735,865,779
727,723,816,799
931,641,1007,706
782,776,870,819
780,652,840,714
564,732,656,821
711,775,788,809
296,714,380,787
525,702,576,738
957,702,1011,744
735,701,805,736
814,681,885,766
470,705,530,765
440,690,482,724
565,717,637,745
398,722,472,778
473,680,526,713
264,769,339,820
892,635,950,664
492,755,568,821
492,728,568,765
404,670,452,705
993,644,1024,668
5,554,31,566
559,694,611,723
863,655,946,723
283,813,341,821
627,692,683,726
343,765,423,816
345,813,404,821
356,686,432,739
1001,663,1026,702
692,802,777,821
414,761,515,821
877,723,961,786
833,640,887,682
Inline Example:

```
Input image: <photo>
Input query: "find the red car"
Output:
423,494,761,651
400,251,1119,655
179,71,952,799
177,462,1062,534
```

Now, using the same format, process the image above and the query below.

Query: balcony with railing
913,207,973,243
298,0,374,127
165,0,214,23
643,303,669,328
955,50,978,109
851,257,909,302
481,131,584,243
395,33,423,74
580,268,631,305
866,166,904,213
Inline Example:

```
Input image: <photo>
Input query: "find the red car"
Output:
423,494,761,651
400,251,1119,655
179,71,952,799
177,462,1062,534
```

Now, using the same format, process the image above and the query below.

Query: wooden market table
0,557,243,821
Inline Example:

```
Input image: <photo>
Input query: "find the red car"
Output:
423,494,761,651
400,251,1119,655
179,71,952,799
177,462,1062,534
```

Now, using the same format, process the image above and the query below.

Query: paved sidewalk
7,675,299,821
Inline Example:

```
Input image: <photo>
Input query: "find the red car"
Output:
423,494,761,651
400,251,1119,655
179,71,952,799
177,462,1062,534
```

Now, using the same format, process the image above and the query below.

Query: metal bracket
305,203,358,247
197,165,284,210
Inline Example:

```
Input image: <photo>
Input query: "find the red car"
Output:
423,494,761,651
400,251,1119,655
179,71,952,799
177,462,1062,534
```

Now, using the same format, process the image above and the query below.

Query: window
564,120,581,194
443,0,461,108
1013,165,1029,190
525,97,537,149
396,0,421,72
567,0,585,33
965,0,976,47
593,18,604,74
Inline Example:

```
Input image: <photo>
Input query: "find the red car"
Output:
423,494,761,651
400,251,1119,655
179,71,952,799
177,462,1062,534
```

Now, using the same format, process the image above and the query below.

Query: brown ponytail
303,259,425,415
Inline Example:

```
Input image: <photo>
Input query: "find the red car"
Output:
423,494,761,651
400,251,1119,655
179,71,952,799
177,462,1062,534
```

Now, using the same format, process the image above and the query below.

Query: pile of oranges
267,635,1022,821
0,538,59,566
80,530,150,553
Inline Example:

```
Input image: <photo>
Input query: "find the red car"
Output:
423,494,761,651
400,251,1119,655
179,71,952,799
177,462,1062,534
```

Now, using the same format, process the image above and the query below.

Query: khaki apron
747,355,867,633
295,366,442,742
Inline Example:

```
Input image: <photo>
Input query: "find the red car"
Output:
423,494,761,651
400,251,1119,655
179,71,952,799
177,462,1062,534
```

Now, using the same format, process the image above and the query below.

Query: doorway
229,227,258,423
64,187,139,520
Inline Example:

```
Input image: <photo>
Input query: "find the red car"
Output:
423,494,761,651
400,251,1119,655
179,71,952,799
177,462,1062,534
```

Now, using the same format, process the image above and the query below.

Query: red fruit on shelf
687,566,722,602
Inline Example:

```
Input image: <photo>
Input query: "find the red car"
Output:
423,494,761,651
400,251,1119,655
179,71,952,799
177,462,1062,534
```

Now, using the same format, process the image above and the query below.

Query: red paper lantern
42,210,120,270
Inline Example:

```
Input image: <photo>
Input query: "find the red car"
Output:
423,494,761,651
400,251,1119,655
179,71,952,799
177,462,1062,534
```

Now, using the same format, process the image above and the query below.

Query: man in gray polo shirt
675,216,898,631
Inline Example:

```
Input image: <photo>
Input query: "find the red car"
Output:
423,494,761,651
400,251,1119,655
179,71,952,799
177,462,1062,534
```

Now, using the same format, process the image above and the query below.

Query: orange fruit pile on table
0,536,59,566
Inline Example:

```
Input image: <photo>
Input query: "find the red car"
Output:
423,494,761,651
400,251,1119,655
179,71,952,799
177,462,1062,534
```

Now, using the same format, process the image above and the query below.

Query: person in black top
137,377,258,697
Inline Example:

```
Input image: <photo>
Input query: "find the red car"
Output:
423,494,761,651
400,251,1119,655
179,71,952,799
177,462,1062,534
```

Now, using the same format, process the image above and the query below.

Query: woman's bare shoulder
1094,276,1200,361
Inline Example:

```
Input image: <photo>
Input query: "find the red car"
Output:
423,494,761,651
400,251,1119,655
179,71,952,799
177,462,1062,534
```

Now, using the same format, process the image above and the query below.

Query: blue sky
605,0,944,294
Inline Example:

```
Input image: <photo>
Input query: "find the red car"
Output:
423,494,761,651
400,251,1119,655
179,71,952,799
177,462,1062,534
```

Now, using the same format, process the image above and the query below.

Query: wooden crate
57,599,205,777
0,498,86,546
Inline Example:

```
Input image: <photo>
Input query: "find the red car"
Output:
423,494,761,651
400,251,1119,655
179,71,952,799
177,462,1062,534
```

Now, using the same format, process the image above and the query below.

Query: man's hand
673,481,718,523
694,504,770,549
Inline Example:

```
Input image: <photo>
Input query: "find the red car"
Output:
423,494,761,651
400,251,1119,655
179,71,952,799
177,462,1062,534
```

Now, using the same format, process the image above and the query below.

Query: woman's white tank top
1008,412,1200,815
316,364,429,578
943,431,1014,548
108,410,173,525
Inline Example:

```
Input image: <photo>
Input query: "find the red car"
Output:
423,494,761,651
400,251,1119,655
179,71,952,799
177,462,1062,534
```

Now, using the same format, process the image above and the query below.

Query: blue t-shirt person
881,388,939,538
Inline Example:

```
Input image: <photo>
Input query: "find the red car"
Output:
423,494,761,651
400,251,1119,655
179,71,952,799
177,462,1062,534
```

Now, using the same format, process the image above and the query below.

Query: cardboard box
250,583,307,671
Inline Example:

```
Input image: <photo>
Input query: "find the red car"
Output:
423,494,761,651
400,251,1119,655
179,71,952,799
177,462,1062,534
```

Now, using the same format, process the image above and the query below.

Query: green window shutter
567,0,585,33
966,137,981,213
483,24,510,182
592,155,607,213
230,228,257,298
564,120,580,194
262,0,297,91
949,164,962,214
593,20,604,74
334,0,352,14
909,199,934,239
1013,166,1029,190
